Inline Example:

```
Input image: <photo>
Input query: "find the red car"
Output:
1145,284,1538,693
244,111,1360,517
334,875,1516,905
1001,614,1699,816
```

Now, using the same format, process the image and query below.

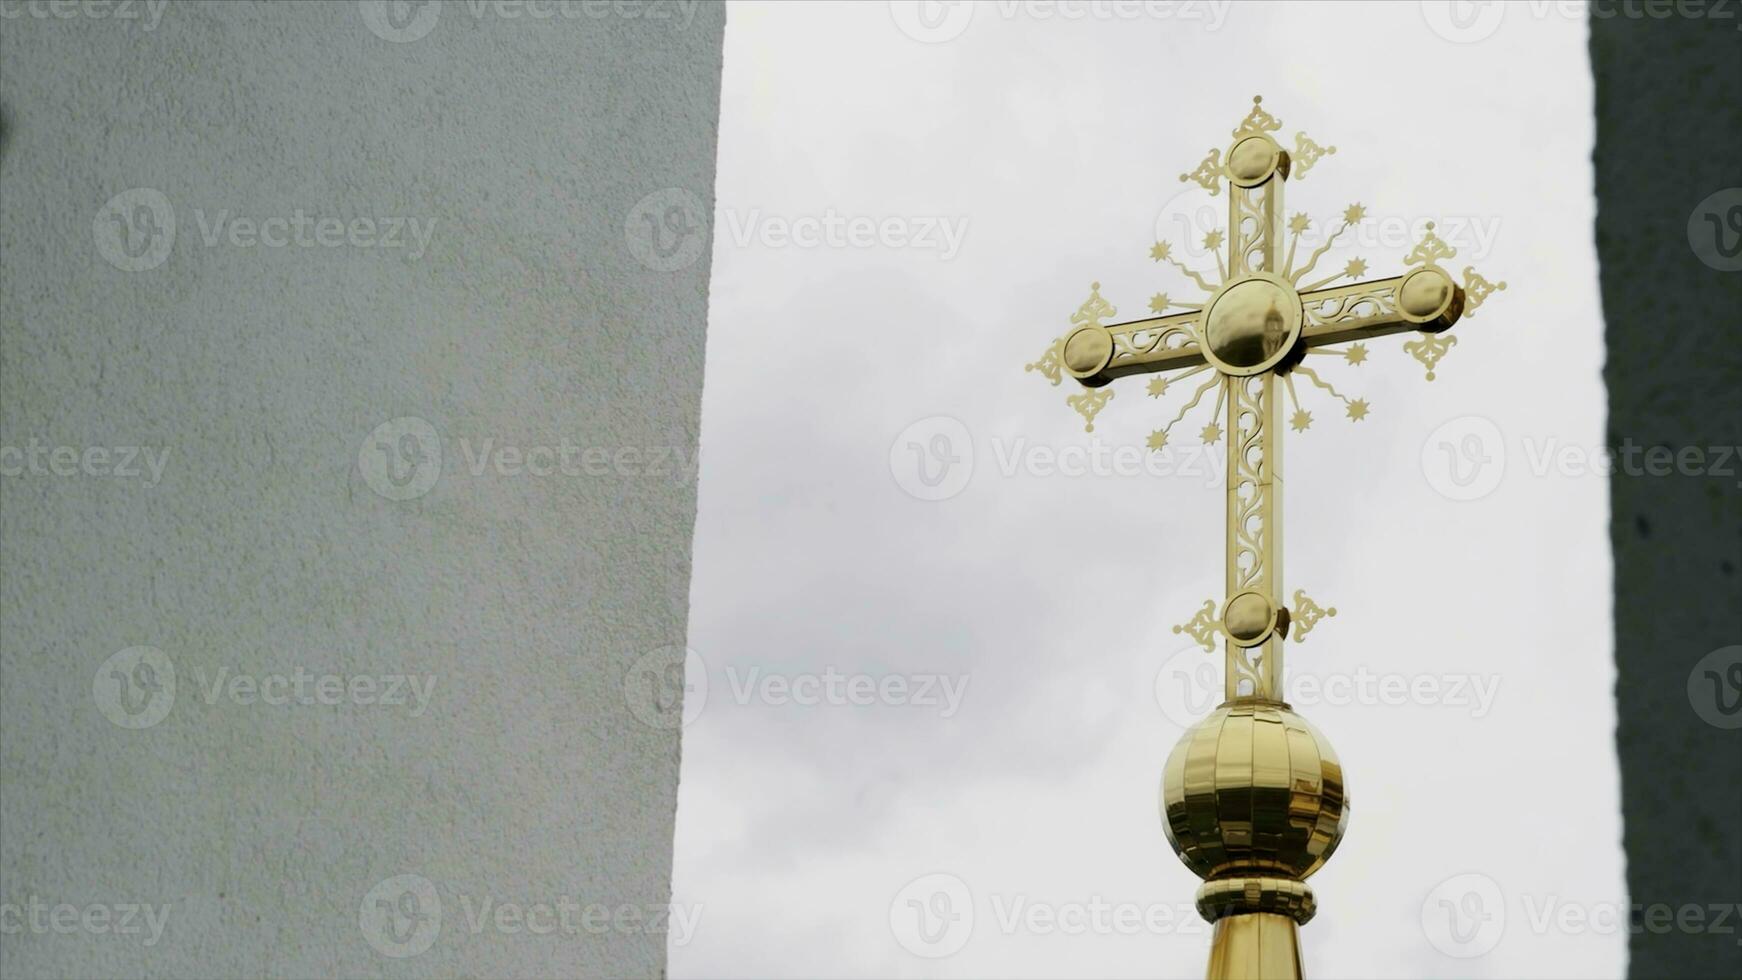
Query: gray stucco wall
1590,9,1742,980
0,2,721,976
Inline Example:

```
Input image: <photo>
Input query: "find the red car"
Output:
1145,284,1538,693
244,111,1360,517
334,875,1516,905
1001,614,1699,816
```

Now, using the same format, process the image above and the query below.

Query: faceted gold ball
1160,701,1349,883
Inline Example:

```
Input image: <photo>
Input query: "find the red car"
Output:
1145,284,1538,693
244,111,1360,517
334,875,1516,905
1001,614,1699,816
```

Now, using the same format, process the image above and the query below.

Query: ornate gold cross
1025,96,1506,978
1028,95,1505,702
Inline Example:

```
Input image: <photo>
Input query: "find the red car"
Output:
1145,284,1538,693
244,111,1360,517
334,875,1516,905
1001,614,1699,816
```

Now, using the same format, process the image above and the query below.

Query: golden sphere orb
1161,701,1349,884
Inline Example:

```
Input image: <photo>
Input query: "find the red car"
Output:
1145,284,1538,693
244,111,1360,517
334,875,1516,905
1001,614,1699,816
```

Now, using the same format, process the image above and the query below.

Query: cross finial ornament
1028,96,1506,979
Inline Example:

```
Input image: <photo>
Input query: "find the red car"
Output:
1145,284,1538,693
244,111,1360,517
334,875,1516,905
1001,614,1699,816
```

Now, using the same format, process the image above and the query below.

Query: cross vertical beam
1222,169,1289,703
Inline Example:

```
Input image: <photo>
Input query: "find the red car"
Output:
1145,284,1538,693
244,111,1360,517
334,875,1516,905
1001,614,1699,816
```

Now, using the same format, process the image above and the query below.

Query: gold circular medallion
1398,267,1458,325
1203,275,1303,376
1222,590,1276,645
1227,136,1281,186
1062,327,1114,378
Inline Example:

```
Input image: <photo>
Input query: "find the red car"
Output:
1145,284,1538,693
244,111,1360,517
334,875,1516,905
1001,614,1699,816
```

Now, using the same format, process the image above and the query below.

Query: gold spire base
1206,912,1304,980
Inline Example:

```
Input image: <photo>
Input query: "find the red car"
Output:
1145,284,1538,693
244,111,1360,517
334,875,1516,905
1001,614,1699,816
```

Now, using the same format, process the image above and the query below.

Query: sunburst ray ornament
1025,95,1509,979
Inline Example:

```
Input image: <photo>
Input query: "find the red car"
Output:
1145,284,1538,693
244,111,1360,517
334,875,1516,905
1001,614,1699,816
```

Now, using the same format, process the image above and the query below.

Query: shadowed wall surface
1591,10,1742,979
0,2,721,975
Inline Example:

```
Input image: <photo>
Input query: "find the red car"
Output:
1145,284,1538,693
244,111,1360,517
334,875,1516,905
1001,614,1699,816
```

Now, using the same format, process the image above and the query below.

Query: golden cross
1024,96,1508,978
1027,95,1505,704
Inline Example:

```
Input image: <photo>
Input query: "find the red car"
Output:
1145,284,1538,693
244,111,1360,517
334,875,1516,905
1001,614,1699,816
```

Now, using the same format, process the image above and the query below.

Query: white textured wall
0,2,721,976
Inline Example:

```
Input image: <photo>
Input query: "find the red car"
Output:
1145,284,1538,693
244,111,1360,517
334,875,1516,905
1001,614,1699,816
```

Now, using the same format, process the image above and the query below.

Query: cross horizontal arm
1298,267,1464,350
1059,310,1204,388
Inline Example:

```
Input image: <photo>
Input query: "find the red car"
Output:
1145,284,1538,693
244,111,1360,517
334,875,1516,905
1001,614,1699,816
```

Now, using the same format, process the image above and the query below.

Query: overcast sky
670,2,1620,977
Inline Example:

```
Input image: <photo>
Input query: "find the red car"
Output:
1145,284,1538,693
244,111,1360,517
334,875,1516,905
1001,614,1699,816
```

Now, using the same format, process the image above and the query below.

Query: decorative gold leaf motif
1067,387,1114,432
1071,281,1117,330
1173,599,1221,653
1404,221,1457,269
1290,590,1337,643
1232,95,1281,138
1461,266,1508,317
1403,332,1458,381
1025,338,1064,386
1179,147,1223,195
1291,131,1336,179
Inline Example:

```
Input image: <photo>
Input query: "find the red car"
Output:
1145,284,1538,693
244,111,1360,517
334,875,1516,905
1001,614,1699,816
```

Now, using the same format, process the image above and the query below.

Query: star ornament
1149,241,1173,262
1344,258,1369,280
1203,230,1225,251
1344,343,1369,366
1288,213,1311,235
1290,409,1314,433
1147,429,1170,452
1200,422,1223,445
1149,292,1172,314
1346,399,1370,421
1343,203,1367,224
1147,376,1170,399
